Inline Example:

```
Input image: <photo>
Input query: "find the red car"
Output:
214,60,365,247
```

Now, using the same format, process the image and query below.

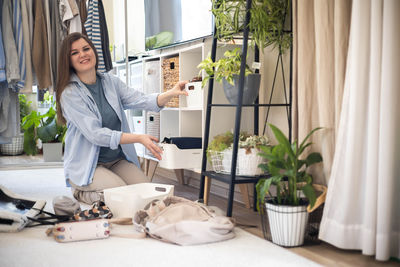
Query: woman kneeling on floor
55,32,188,204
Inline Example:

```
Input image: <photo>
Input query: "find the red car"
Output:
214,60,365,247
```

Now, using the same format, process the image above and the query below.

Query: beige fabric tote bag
133,196,235,245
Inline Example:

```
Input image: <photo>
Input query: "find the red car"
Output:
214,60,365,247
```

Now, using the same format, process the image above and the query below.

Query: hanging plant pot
42,142,63,162
265,201,309,247
222,74,261,105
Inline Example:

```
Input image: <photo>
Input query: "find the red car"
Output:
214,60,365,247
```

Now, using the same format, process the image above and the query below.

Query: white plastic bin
103,183,174,218
158,143,202,170
181,82,203,108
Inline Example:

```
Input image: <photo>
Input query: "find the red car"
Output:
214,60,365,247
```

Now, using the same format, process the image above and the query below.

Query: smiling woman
69,39,98,84
54,32,188,205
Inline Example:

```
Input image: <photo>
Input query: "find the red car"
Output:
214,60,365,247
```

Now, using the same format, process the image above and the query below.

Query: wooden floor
151,176,398,267
0,154,398,267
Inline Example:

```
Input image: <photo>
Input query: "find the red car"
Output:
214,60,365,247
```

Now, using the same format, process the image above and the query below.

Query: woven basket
209,148,266,176
0,134,24,155
162,56,180,107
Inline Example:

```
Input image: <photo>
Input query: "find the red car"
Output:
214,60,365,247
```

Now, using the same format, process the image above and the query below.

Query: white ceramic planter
42,142,63,162
266,202,309,247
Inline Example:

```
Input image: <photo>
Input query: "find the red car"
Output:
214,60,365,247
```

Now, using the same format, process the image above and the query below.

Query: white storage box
181,82,203,108
158,143,202,170
104,183,174,218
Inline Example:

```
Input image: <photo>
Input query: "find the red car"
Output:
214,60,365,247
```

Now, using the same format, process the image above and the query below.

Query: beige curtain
319,0,400,261
292,0,352,185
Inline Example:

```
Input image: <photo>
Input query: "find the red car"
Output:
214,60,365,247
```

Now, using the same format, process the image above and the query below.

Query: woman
55,32,188,204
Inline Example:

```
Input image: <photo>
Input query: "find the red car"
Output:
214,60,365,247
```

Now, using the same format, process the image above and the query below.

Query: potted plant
0,94,31,156
207,131,269,175
198,48,260,105
197,0,291,104
21,92,66,161
256,123,322,247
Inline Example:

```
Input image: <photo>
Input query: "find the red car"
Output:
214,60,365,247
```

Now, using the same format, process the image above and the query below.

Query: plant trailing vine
211,0,292,54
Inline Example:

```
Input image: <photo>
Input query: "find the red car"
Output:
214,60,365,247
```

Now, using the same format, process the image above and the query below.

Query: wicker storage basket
162,56,180,107
0,134,24,155
209,148,266,176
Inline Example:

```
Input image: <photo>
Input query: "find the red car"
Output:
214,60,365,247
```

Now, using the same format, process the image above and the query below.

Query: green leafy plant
256,124,323,210
206,131,251,161
198,0,291,88
21,92,67,155
18,94,32,125
239,134,269,152
198,48,252,88
212,0,292,53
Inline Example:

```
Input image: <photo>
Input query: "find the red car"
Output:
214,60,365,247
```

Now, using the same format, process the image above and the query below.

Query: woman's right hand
138,134,163,160
120,133,163,160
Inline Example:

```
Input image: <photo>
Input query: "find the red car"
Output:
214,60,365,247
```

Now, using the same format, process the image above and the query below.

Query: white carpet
0,168,320,267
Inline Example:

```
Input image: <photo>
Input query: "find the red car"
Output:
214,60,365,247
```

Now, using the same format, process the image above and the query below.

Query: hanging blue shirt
61,72,162,187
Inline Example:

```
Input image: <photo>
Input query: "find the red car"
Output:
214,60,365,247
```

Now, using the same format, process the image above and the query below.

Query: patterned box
162,56,180,107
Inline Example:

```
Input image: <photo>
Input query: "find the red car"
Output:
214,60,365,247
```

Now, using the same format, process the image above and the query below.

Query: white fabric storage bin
104,183,174,218
181,82,203,108
158,143,202,170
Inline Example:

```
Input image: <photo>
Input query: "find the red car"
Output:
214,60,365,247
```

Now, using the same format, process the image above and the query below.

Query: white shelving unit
112,38,257,180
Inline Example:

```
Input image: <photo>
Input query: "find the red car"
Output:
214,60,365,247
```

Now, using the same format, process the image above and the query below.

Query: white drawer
158,143,202,169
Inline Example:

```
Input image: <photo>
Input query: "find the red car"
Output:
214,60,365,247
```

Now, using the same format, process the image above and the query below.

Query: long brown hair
55,32,99,125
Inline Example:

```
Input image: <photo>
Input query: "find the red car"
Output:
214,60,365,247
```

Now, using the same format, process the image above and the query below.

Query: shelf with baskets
117,41,244,177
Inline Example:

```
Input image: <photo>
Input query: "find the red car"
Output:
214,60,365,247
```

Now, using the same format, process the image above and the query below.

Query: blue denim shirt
61,72,161,187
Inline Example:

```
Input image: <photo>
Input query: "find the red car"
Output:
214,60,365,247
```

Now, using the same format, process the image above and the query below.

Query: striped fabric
12,0,26,91
84,0,106,72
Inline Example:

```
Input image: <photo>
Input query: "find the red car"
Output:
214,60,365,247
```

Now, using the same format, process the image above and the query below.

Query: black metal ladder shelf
199,0,292,217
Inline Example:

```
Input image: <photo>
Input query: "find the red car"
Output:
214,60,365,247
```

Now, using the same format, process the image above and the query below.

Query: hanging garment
59,0,82,34
0,83,19,143
98,0,112,72
1,0,20,89
49,0,64,90
78,0,87,35
19,0,33,93
32,0,52,90
84,0,106,72
12,0,26,91
44,0,54,92
0,8,6,83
